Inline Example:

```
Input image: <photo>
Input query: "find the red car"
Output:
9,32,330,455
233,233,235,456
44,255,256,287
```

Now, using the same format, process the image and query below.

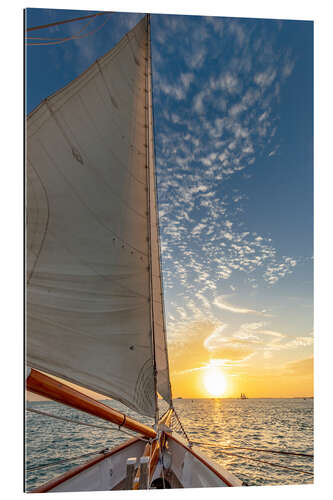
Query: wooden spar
133,439,160,490
132,408,173,489
26,369,157,439
159,408,173,427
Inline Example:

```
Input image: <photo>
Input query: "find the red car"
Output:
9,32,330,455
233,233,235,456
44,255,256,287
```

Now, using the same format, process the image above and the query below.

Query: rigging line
26,407,149,441
217,445,313,458
26,407,114,430
26,11,111,32
27,14,98,40
159,407,171,422
171,408,192,446
204,448,313,476
26,448,109,471
26,14,112,46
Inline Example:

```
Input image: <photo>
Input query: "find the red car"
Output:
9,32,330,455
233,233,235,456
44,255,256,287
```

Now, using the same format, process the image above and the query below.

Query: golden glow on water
203,366,227,396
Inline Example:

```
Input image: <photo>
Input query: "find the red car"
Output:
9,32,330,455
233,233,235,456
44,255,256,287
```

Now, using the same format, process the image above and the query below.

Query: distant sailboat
240,393,248,399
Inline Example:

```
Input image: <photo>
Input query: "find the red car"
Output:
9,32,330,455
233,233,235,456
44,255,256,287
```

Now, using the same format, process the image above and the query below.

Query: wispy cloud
213,296,261,314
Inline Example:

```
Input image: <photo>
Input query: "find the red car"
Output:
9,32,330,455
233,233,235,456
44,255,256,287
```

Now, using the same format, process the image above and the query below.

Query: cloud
259,329,285,339
185,46,207,70
152,15,301,320
254,68,277,87
214,72,241,94
213,296,261,314
204,326,255,360
282,59,295,79
157,71,194,101
283,334,314,349
285,357,314,376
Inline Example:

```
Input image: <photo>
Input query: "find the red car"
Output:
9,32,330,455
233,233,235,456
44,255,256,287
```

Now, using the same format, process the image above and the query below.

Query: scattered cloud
254,68,277,87
213,296,261,314
150,14,308,366
204,329,255,361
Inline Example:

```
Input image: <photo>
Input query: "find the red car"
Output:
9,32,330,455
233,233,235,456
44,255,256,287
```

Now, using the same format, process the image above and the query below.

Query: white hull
33,430,242,492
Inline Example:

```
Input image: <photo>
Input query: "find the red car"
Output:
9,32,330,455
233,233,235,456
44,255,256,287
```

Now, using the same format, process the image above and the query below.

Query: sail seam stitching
27,161,50,284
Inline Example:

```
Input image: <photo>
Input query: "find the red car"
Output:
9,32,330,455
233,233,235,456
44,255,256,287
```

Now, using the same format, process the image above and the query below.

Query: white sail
26,15,171,418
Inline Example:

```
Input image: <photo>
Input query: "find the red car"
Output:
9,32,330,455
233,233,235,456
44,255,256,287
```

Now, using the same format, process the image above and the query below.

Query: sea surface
25,398,313,491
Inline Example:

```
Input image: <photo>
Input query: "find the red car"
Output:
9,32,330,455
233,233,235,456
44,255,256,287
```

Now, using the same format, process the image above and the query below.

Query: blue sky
26,8,313,393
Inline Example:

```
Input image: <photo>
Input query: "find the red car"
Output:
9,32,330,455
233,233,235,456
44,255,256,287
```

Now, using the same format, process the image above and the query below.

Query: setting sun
203,366,227,397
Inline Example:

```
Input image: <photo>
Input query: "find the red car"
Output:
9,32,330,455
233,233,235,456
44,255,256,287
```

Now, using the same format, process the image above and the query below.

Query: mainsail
26,15,171,418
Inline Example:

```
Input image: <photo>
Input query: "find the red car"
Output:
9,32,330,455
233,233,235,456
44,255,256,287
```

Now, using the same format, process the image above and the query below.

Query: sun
203,366,227,397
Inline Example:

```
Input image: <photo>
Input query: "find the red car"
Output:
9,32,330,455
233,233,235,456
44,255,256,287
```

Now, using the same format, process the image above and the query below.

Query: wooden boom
26,369,157,439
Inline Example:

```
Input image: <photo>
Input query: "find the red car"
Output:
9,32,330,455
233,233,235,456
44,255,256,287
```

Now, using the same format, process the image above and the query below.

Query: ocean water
25,398,313,491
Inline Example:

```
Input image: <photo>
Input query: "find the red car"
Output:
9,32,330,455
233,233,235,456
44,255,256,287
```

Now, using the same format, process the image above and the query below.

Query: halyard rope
26,11,111,32
27,15,98,41
26,14,112,46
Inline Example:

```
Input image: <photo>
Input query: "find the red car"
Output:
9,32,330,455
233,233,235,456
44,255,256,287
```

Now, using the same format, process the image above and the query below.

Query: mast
145,13,158,424
145,14,173,418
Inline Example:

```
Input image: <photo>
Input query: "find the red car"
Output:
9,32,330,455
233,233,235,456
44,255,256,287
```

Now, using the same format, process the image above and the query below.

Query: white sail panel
26,17,161,417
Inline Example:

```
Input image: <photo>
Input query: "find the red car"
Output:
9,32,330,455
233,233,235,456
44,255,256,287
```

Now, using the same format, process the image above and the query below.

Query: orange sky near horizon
167,319,313,400
26,319,313,401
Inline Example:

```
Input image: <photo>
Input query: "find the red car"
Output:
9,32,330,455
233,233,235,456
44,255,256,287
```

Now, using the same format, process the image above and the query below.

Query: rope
214,449,314,476
26,11,111,32
218,445,313,458
170,408,192,446
26,448,109,471
26,14,112,46
27,407,114,430
26,407,149,442
189,439,313,458
148,438,154,488
168,411,313,477
26,408,313,478
159,407,171,422
160,444,166,489
27,14,97,41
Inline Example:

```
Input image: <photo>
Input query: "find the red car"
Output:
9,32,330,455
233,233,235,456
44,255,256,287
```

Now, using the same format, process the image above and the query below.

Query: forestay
26,15,171,418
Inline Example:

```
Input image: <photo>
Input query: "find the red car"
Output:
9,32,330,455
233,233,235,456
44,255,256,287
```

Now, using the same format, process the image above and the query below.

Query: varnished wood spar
132,408,173,489
159,407,173,427
133,439,160,490
26,369,157,439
